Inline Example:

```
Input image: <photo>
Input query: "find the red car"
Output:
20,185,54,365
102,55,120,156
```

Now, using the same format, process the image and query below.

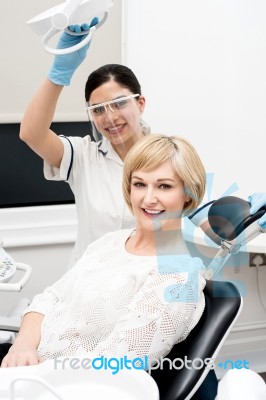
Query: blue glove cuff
48,67,73,86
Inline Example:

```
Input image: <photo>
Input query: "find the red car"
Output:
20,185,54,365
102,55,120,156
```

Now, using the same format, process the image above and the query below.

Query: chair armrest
0,298,30,333
7,298,30,318
0,317,21,333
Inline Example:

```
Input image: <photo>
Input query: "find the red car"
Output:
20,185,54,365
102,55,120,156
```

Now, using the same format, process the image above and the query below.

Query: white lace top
25,229,206,364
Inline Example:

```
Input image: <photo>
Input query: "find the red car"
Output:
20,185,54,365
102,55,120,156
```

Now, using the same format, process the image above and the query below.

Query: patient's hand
1,341,41,367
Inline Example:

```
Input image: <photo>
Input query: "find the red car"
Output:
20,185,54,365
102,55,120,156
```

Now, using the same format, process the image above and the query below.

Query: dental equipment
0,248,31,293
190,195,266,278
0,357,159,400
27,0,113,55
0,245,31,333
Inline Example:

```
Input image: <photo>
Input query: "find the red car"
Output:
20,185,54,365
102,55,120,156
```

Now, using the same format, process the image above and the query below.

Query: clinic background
0,0,266,378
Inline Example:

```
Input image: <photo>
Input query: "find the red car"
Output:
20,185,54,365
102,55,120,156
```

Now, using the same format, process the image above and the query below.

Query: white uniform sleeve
43,135,100,183
43,136,73,182
93,259,206,367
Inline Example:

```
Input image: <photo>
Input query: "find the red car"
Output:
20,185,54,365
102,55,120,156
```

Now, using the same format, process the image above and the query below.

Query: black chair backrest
150,280,242,400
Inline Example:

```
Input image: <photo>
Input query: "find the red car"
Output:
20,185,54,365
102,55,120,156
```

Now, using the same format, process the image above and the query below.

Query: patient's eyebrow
132,176,176,182
157,178,176,182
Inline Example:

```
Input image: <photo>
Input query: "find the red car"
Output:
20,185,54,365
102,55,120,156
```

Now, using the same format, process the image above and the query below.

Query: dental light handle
27,0,113,55
43,26,95,56
42,11,108,55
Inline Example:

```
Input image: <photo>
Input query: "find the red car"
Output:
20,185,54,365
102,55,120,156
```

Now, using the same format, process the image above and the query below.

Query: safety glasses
86,94,140,118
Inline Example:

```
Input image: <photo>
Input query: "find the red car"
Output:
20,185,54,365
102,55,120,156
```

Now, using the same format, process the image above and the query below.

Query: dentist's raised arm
19,21,97,168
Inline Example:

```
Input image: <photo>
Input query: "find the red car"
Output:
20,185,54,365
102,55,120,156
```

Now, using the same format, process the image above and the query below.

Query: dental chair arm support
0,314,26,333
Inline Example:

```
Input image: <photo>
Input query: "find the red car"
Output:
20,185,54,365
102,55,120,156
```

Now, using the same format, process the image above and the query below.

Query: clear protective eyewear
86,93,140,119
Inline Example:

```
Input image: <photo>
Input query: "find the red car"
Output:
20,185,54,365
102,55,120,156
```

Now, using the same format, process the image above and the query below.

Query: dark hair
85,64,142,102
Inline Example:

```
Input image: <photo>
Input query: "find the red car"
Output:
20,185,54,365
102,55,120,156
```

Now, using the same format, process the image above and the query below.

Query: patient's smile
143,208,165,216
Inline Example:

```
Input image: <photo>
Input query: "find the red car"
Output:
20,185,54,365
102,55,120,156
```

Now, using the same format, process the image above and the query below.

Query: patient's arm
1,312,44,368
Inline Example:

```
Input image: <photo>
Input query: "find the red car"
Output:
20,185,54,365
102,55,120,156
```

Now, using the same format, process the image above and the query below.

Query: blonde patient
1,134,207,369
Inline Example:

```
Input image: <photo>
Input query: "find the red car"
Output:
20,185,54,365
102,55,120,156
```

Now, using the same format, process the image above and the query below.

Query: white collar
98,137,123,165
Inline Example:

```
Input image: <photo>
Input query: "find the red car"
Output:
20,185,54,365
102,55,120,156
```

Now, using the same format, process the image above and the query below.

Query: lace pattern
25,229,206,364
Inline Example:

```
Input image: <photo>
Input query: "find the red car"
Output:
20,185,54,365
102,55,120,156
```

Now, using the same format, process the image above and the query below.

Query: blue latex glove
48,19,98,86
248,193,266,229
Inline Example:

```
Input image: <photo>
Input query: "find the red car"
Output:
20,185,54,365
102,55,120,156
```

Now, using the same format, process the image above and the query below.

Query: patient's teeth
145,209,162,214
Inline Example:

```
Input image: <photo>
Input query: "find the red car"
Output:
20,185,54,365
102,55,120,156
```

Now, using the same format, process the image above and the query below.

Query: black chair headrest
208,196,266,241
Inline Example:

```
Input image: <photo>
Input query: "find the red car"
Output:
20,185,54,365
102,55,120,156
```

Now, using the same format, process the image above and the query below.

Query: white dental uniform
44,135,135,267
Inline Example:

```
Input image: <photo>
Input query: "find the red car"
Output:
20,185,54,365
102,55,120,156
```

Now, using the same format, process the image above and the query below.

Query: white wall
123,0,266,200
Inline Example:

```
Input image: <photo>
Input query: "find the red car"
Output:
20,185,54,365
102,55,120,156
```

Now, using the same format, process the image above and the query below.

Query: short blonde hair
123,134,206,215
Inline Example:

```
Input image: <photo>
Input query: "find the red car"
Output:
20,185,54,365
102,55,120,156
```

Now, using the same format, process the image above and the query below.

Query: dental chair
0,196,265,400
151,196,266,400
